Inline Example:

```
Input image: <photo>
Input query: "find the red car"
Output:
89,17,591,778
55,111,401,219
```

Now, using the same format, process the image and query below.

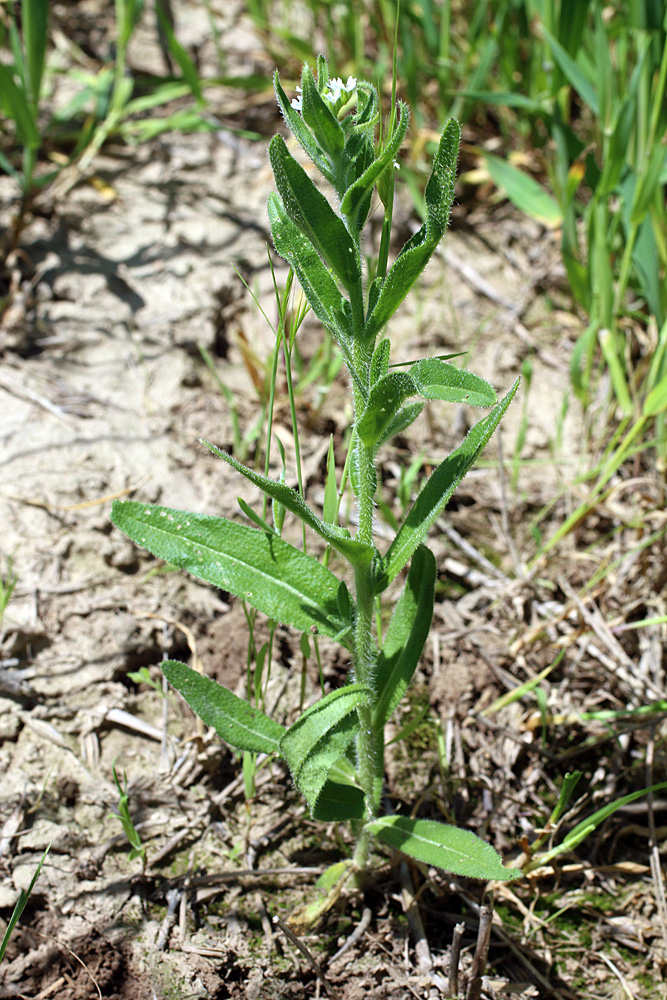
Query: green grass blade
483,153,562,227
0,846,49,963
540,23,599,115
22,0,48,108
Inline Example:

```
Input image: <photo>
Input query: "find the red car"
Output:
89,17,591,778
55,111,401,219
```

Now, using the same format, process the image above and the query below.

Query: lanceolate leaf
357,372,414,447
374,402,424,453
313,772,366,821
268,193,349,337
300,64,345,160
273,70,333,183
410,359,496,406
357,360,496,449
162,660,285,754
269,134,361,291
111,500,346,639
201,440,374,567
280,685,371,815
364,119,460,341
373,546,436,727
312,780,366,820
367,816,520,880
381,379,520,588
340,101,409,230
370,338,391,384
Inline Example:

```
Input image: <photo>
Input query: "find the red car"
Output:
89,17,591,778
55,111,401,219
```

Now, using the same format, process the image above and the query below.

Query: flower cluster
291,75,357,111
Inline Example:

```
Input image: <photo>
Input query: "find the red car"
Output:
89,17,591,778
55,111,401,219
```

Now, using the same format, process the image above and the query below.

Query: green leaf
357,372,414,447
237,497,276,534
562,781,667,854
410,359,496,406
269,134,361,291
374,402,424,453
273,70,333,183
382,379,519,587
323,435,338,524
549,772,583,828
534,781,667,869
643,374,667,417
300,64,344,160
483,154,562,228
0,63,40,149
340,101,409,230
365,120,460,340
367,816,520,880
374,546,436,727
424,118,460,232
280,685,371,815
0,845,49,964
201,440,374,567
267,193,350,342
540,24,599,115
357,360,496,449
22,0,49,108
110,500,346,639
370,338,391,384
456,89,545,112
161,660,285,754
630,143,667,227
312,777,366,821
156,2,203,103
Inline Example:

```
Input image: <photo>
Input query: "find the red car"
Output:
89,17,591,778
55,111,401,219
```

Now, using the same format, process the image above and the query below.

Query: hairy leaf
370,338,391,384
268,194,349,336
340,101,409,230
300,64,345,160
162,660,285,754
364,120,460,341
410,359,496,406
357,360,495,448
269,134,361,291
367,816,520,880
273,70,333,183
312,776,366,821
280,685,371,815
111,501,346,639
382,379,519,588
374,546,436,726
201,440,374,567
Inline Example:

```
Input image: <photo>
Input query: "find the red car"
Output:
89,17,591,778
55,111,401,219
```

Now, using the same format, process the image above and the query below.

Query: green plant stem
348,269,383,868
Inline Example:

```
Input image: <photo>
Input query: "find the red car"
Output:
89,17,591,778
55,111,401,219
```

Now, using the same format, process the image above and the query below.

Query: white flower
324,76,357,105
290,75,356,113
291,86,302,111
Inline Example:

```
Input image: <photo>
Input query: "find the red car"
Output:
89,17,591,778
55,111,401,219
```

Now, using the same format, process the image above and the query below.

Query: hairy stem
348,269,383,872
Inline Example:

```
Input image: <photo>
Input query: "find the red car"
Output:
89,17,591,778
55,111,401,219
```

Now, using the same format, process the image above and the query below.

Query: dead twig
465,893,494,1000
272,912,341,1000
646,727,667,955
448,921,465,998
399,860,432,976
328,906,372,965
